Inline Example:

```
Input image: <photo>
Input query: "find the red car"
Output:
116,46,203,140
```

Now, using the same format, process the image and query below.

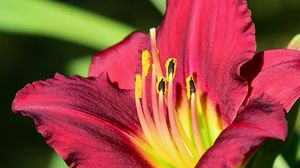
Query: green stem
0,0,135,49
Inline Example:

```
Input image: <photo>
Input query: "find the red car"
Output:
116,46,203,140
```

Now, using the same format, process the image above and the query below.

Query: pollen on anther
186,76,196,100
142,50,151,76
156,77,167,94
135,74,142,98
165,58,177,80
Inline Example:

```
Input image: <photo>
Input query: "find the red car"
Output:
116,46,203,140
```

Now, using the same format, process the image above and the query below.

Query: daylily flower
12,0,300,167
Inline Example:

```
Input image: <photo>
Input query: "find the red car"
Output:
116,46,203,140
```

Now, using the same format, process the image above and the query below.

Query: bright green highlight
0,0,134,49
48,152,68,168
287,34,300,51
273,155,290,168
65,56,91,77
150,0,166,14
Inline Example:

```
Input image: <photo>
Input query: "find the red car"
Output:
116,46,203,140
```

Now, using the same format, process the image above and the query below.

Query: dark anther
189,79,196,94
168,59,175,75
158,78,166,93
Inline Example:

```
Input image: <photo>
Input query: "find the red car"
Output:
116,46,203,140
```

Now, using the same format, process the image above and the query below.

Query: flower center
132,28,223,168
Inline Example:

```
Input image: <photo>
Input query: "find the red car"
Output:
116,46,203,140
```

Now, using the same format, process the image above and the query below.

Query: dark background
0,0,299,167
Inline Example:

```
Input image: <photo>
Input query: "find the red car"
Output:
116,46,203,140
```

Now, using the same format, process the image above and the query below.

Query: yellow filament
191,93,204,155
135,74,142,99
150,67,179,166
135,89,173,165
158,91,187,167
167,74,195,167
165,58,177,80
141,72,168,159
170,72,201,162
174,113,199,157
149,68,182,166
142,50,151,76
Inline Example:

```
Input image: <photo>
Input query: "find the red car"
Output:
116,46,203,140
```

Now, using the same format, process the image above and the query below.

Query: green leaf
65,55,91,77
0,0,135,49
48,152,68,168
150,0,166,14
297,139,300,162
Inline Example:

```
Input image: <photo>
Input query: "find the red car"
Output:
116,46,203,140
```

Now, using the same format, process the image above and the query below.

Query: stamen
167,72,194,167
133,28,225,167
165,59,198,157
134,75,157,148
135,75,142,99
150,66,184,166
156,77,167,94
150,28,163,77
141,52,156,134
141,73,158,137
141,58,170,160
191,93,204,154
166,58,177,80
165,58,199,159
135,75,172,164
186,76,195,100
158,90,187,167
189,79,196,94
187,76,204,154
165,60,199,158
142,50,151,77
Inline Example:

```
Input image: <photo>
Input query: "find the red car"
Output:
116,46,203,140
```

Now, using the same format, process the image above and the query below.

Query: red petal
241,49,300,112
12,74,150,168
157,0,256,124
89,32,147,90
196,95,287,168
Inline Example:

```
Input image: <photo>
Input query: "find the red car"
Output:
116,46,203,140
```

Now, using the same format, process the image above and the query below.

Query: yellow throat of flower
132,28,224,168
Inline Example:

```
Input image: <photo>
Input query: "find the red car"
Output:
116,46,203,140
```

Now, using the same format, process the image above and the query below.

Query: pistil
150,28,163,77
151,65,161,133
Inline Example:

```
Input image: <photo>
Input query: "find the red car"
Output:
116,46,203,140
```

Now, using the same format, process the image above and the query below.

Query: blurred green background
0,0,299,168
